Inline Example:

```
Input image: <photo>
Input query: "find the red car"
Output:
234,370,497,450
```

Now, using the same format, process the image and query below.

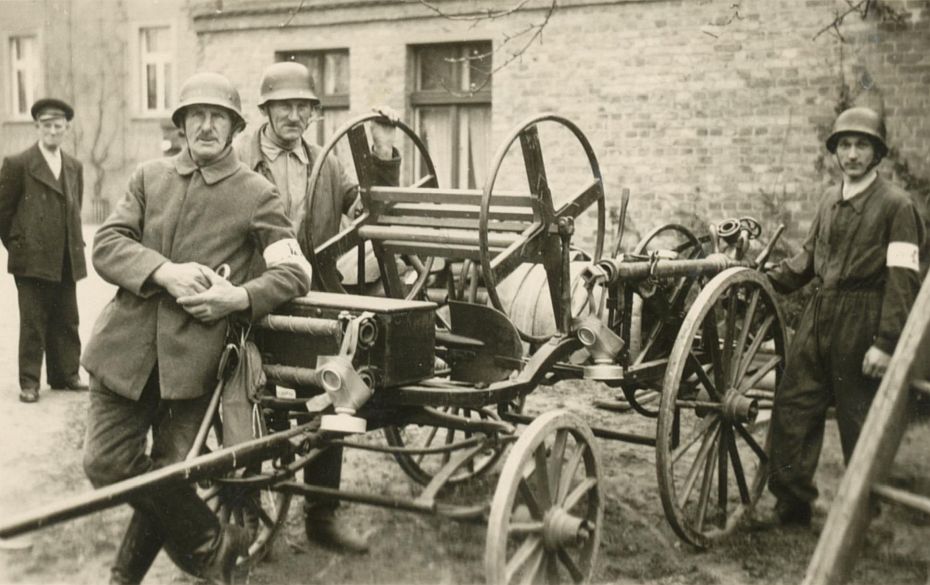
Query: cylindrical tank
495,261,596,339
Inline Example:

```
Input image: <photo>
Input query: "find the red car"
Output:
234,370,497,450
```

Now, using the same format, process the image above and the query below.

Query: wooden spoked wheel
626,224,707,416
480,114,606,344
196,409,293,568
383,406,506,486
486,410,603,585
656,267,786,548
305,113,438,300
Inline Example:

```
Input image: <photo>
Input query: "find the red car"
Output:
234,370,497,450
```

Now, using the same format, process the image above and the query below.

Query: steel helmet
258,62,320,107
171,72,245,130
825,106,887,158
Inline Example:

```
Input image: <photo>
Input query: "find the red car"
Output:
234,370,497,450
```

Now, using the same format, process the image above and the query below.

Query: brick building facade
194,0,930,251
0,0,199,221
3,0,928,249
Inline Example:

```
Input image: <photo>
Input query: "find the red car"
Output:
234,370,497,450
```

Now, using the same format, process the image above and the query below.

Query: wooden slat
381,240,494,260
370,186,534,207
375,214,531,232
379,202,535,222
358,224,520,248
872,483,930,516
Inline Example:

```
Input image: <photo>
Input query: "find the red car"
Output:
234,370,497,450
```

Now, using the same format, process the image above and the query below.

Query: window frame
129,21,177,119
8,34,41,121
408,41,493,189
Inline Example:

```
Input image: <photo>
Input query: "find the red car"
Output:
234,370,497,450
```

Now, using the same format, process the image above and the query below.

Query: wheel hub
721,388,758,424
542,507,592,550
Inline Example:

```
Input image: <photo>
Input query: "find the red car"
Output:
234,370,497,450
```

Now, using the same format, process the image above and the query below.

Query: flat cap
31,97,74,121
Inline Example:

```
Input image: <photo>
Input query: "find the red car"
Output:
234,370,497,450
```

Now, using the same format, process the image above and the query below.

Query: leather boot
752,498,812,528
137,482,224,578
109,512,164,585
774,499,812,526
304,507,369,554
201,524,251,585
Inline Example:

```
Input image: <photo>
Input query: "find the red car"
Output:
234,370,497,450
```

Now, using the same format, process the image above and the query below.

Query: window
9,35,39,119
277,49,350,145
410,42,492,189
138,26,173,114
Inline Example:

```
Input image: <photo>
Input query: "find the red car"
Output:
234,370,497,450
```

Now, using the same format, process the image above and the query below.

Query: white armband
264,238,313,281
886,241,919,272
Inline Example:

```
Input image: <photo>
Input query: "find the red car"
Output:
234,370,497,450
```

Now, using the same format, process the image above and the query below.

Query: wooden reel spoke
486,410,603,585
195,406,293,568
383,406,506,486
656,268,786,548
306,113,439,300
480,114,606,344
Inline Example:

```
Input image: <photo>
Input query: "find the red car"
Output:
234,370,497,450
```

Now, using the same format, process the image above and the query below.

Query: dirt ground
0,226,928,585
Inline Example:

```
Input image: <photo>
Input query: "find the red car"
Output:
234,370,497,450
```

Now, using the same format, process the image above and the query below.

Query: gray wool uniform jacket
82,147,311,401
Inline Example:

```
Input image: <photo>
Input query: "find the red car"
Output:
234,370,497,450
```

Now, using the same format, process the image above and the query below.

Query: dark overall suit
236,125,400,517
767,175,924,507
0,143,86,391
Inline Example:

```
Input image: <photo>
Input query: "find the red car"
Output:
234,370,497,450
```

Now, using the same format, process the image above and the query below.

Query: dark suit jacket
0,142,87,281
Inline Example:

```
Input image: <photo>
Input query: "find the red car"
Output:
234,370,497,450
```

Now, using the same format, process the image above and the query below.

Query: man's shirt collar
37,141,61,160
842,169,877,201
37,141,62,179
259,125,309,165
174,146,240,185
835,172,880,214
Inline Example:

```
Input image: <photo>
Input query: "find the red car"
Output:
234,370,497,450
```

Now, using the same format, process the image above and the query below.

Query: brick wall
194,0,930,253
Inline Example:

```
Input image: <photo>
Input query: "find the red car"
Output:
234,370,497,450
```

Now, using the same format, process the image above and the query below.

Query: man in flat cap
0,97,87,403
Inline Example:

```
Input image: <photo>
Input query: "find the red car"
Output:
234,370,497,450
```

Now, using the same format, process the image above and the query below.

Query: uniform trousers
83,368,224,580
303,445,344,512
768,288,882,505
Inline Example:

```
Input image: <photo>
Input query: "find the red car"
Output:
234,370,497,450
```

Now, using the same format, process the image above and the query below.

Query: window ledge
130,112,174,122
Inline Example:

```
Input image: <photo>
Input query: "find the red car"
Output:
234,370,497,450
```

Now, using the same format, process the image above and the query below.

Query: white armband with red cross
264,238,313,281
886,241,920,272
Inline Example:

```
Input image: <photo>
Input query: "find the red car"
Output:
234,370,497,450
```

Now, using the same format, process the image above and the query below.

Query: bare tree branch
432,0,558,96
701,3,743,39
812,0,869,41
408,0,534,21
72,1,128,205
279,0,307,27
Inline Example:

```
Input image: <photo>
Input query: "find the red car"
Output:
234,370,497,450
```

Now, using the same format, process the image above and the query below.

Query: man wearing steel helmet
764,106,924,526
235,60,400,554
0,98,88,403
236,61,400,254
81,72,311,585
